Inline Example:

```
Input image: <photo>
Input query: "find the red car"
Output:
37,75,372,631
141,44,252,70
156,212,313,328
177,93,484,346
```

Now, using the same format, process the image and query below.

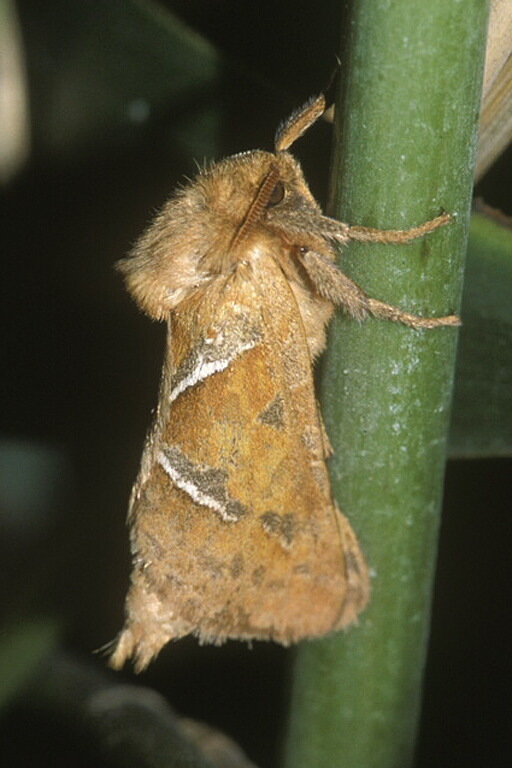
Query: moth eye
266,181,285,207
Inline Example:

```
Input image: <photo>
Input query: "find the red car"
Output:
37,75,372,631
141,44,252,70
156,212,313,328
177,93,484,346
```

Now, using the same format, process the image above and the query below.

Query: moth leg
345,213,451,245
365,296,460,329
299,249,460,329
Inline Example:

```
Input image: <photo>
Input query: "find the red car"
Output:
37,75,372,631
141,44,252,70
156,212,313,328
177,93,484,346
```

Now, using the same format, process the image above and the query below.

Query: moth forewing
111,93,459,671
111,256,369,671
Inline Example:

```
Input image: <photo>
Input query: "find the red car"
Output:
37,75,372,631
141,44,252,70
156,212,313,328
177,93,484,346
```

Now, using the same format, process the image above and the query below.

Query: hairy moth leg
346,212,452,245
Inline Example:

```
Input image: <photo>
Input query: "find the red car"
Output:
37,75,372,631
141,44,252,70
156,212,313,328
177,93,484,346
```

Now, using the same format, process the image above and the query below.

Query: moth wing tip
107,629,134,671
107,627,157,673
334,506,371,629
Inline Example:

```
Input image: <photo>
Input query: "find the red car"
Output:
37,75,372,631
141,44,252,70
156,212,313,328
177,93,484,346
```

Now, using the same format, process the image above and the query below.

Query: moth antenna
231,165,281,248
274,94,326,152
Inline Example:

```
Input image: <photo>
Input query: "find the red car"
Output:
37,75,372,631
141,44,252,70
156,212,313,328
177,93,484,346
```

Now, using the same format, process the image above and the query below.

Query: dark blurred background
1,1,511,766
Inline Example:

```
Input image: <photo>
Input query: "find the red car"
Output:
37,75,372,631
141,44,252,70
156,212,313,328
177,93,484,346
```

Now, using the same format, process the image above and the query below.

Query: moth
110,94,459,671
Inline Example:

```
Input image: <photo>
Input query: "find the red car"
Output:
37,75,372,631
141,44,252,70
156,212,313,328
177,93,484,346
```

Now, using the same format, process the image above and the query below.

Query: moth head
227,94,333,254
117,94,339,321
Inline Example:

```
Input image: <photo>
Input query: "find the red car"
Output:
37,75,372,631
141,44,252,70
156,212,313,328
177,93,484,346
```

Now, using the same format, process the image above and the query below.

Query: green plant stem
283,2,490,767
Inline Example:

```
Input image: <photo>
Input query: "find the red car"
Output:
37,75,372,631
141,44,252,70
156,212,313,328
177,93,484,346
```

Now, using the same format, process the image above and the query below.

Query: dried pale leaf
476,0,512,179
0,0,30,183
482,0,512,95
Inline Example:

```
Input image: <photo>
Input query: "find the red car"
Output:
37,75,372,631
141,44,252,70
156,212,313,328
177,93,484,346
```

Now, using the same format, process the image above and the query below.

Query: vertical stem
283,2,489,767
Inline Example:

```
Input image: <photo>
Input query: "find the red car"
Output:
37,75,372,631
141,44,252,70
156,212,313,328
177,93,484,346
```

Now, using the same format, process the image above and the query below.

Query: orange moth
110,95,459,671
